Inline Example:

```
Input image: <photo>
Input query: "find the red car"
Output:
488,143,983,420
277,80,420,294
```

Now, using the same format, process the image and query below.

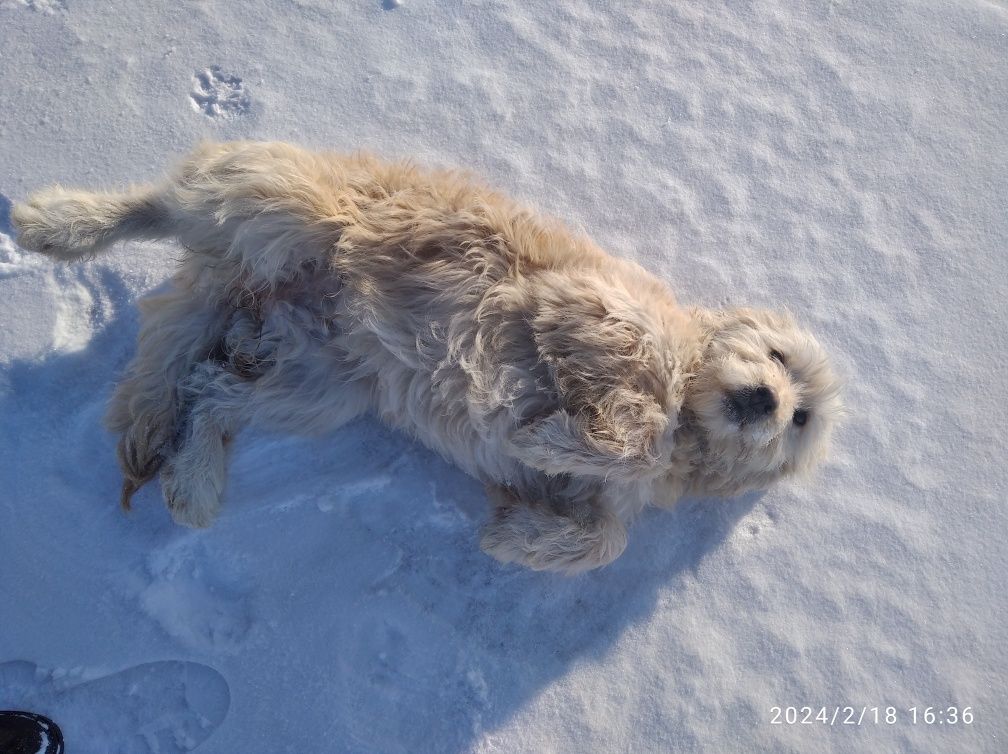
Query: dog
12,141,842,573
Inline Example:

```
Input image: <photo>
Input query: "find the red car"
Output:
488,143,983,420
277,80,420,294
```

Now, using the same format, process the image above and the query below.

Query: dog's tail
11,185,173,262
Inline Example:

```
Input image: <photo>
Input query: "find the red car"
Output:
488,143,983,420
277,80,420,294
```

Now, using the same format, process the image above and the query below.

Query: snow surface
1,1,1006,752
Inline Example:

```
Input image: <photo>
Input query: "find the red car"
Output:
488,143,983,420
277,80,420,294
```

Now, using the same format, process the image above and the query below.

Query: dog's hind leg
158,361,248,528
107,286,231,510
158,295,375,527
479,481,628,574
159,349,373,527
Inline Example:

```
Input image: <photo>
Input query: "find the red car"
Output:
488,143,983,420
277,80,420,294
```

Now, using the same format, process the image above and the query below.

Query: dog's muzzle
725,386,778,424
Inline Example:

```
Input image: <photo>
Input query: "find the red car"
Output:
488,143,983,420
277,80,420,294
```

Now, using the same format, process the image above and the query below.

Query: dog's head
510,271,841,499
682,307,843,495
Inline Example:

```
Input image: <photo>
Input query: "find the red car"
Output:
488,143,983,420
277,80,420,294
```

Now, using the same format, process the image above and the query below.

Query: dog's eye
769,349,786,365
792,409,809,427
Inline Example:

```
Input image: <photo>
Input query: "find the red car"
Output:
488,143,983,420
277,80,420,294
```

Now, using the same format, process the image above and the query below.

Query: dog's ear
510,278,671,478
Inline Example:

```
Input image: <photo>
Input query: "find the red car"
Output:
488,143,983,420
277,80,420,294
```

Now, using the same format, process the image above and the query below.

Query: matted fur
12,141,842,573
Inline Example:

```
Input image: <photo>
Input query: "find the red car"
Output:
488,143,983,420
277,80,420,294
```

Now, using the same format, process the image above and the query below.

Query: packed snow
1,1,1005,752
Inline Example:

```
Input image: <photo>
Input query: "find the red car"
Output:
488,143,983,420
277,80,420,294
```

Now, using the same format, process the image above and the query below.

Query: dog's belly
360,333,530,485
314,271,552,486
258,325,530,484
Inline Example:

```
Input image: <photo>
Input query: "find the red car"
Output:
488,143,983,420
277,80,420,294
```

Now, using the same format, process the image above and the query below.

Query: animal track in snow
189,66,251,119
0,660,229,754
140,537,255,652
730,505,778,551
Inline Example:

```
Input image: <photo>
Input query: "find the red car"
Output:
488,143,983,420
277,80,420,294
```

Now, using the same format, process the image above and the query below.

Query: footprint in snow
189,66,251,119
139,536,255,652
0,660,230,753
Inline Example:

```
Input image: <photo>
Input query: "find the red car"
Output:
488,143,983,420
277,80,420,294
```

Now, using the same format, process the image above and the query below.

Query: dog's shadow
0,261,764,751
0,193,13,234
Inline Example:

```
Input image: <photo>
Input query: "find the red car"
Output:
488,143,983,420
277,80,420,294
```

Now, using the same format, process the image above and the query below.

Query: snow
0,1,1005,752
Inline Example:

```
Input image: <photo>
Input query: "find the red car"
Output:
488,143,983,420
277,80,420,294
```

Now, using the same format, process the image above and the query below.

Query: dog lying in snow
12,141,842,573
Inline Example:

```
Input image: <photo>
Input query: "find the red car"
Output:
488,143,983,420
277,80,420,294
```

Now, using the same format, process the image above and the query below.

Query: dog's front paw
480,501,627,574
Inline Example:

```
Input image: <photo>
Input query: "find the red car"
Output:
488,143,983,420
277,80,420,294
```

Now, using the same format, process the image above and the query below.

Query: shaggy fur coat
12,141,842,573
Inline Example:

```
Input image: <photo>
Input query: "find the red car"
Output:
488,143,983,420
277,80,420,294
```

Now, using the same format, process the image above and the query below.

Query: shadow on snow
0,258,761,752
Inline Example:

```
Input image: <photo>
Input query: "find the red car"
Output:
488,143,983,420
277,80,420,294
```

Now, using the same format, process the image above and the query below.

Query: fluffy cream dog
12,141,842,573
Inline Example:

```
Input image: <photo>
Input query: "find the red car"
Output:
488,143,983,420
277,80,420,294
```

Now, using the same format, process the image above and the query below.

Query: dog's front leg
479,483,627,574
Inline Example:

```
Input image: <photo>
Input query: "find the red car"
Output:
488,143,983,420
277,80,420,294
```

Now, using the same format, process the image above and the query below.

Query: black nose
727,386,778,423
